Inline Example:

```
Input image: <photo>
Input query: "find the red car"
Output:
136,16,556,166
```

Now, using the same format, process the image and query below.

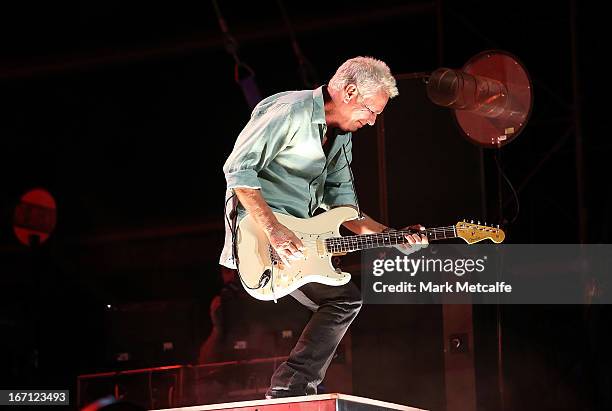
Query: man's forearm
233,189,386,235
233,187,279,235
342,211,388,234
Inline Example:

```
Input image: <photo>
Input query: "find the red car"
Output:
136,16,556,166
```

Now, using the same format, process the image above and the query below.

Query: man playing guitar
220,57,428,398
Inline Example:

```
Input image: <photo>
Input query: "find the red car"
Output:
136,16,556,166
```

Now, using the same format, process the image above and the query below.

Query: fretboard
324,227,456,254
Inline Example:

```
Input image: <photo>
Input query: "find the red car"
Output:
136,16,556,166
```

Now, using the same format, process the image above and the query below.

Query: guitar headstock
455,220,505,244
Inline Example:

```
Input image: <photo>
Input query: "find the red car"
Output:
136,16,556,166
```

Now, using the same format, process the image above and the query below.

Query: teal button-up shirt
220,86,358,268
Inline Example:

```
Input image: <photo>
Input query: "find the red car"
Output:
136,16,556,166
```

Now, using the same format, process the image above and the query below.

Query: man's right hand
266,222,305,267
232,188,304,267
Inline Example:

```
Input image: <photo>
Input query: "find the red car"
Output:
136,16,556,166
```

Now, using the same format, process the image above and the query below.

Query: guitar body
236,206,505,301
237,206,359,301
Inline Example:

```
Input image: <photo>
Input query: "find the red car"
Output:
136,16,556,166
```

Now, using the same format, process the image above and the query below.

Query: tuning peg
477,220,481,225
496,224,500,228
484,221,488,226
470,220,474,224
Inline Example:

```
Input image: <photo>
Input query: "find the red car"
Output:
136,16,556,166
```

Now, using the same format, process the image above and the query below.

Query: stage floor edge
151,393,427,411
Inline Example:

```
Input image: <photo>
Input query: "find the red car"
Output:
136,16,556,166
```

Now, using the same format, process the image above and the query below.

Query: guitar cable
224,192,269,290
269,256,277,303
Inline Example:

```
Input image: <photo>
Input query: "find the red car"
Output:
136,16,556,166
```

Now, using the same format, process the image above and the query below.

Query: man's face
338,84,389,132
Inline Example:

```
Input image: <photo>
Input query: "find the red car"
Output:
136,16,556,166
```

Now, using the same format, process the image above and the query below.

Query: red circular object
453,50,533,148
13,188,57,246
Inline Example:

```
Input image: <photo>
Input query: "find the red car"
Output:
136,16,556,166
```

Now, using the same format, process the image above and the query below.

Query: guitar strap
342,142,364,220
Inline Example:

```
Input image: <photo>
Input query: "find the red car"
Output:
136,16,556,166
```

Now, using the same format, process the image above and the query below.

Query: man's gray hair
329,56,399,100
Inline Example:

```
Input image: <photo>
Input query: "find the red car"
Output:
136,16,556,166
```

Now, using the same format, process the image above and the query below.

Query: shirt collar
311,86,326,125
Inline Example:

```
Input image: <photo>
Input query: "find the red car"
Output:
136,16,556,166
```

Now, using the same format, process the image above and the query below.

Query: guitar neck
325,226,457,254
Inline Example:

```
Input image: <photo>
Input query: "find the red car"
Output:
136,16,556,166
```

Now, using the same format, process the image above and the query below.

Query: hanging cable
494,152,520,224
275,0,319,88
224,193,270,291
211,0,262,109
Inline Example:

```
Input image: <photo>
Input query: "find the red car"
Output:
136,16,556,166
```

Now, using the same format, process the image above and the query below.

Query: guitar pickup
316,239,327,257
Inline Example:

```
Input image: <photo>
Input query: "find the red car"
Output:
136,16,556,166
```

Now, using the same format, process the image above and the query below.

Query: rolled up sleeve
321,137,358,209
224,169,261,190
223,103,293,190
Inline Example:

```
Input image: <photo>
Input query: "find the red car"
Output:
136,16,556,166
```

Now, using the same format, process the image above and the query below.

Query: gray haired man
220,56,428,398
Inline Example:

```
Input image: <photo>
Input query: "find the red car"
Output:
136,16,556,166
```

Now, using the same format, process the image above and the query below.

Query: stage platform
151,393,426,411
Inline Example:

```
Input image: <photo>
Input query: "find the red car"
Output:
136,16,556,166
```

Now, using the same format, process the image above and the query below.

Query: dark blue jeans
266,281,362,397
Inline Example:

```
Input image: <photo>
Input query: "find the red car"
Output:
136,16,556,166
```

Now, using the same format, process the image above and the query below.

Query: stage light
426,50,533,148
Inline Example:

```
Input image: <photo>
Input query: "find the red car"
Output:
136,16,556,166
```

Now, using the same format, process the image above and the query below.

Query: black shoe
265,385,316,399
265,389,303,399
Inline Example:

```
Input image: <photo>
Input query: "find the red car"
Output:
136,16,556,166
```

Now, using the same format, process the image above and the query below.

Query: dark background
0,1,608,410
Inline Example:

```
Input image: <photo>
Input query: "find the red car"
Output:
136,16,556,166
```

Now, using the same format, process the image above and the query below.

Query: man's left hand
393,224,428,255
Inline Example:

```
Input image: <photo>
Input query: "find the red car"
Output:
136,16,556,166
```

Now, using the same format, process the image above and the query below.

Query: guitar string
287,232,497,252
270,226,498,250
291,228,459,244
281,230,460,248
292,232,457,245
323,231,499,250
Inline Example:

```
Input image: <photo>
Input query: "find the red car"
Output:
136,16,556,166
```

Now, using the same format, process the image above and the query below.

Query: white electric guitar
236,206,505,301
